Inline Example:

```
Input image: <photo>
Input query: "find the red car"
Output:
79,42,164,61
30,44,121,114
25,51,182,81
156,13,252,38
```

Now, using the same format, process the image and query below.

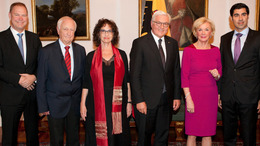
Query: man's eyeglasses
153,21,170,28
100,29,113,34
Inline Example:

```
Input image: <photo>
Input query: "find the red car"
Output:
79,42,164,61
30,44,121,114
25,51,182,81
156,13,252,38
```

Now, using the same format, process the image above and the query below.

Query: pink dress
181,44,222,136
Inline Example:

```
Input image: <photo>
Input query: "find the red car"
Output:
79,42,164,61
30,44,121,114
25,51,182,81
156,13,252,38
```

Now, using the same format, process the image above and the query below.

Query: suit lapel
72,43,78,81
165,36,171,71
225,31,235,66
54,41,71,79
146,33,165,70
25,31,32,66
236,29,253,65
6,28,25,65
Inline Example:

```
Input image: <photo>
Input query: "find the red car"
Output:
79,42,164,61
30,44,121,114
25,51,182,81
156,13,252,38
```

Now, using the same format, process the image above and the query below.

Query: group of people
0,1,259,146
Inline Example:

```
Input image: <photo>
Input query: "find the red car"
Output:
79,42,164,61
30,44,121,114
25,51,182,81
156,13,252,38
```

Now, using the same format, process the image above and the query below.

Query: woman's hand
209,69,220,80
80,102,87,121
186,95,195,113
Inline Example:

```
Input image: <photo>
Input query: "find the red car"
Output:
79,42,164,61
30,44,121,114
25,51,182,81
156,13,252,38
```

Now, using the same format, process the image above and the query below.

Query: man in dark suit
37,16,86,146
219,3,260,146
0,2,41,146
130,10,181,146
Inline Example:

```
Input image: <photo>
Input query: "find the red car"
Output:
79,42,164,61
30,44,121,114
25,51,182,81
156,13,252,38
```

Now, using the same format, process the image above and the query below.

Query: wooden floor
0,120,259,145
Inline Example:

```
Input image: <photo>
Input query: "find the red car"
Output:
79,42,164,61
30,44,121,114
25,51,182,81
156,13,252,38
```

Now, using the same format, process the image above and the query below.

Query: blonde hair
192,17,215,38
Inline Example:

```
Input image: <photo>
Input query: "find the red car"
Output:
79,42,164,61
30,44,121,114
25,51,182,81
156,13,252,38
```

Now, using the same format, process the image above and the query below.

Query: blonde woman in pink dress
181,17,222,146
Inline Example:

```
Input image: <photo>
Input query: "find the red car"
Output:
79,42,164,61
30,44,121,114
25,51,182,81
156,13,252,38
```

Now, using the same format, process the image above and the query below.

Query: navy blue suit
37,40,86,145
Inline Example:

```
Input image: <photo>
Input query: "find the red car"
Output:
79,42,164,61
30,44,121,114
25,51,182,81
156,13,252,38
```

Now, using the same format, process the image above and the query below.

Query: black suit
130,33,181,146
0,28,41,146
37,40,86,146
220,28,260,146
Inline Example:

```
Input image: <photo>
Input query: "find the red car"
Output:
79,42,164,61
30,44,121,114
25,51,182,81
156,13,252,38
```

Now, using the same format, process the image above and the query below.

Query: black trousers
0,92,39,146
47,107,80,146
134,93,172,146
222,99,258,146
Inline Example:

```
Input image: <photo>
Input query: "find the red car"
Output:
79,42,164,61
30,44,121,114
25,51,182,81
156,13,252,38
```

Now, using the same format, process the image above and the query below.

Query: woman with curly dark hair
80,18,131,146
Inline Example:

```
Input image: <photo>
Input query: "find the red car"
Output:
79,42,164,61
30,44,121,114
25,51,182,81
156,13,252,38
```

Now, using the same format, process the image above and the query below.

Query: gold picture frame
256,0,260,30
31,0,90,41
139,0,208,49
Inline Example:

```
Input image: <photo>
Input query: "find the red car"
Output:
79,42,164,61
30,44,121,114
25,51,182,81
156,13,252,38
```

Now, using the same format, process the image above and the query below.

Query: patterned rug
16,142,260,146
131,142,249,146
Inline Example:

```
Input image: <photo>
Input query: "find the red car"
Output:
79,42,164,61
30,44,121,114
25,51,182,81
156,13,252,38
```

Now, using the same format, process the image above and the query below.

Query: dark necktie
158,39,166,93
158,39,165,69
17,33,24,61
65,46,71,78
234,33,243,64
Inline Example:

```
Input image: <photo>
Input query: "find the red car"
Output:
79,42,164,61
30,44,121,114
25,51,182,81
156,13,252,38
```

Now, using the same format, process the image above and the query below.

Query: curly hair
93,18,119,47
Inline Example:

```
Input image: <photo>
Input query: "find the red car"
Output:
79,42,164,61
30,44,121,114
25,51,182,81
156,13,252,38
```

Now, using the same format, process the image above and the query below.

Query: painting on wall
32,0,90,41
139,0,208,48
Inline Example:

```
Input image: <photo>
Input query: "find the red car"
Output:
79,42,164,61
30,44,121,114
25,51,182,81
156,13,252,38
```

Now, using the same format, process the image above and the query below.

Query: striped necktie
65,46,71,78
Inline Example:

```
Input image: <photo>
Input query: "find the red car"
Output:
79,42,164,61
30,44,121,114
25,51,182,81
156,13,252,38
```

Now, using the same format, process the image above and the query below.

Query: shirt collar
10,26,25,36
234,27,249,36
59,39,72,50
151,30,165,43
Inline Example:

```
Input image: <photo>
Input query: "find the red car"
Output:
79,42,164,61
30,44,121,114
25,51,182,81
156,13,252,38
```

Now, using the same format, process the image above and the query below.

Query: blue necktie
17,33,24,60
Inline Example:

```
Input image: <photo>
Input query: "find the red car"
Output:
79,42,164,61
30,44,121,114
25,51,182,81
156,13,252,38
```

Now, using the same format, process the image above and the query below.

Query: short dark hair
93,18,119,47
230,3,249,16
9,2,28,13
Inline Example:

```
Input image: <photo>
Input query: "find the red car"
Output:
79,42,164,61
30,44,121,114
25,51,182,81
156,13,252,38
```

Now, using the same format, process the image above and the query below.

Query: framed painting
139,0,208,49
31,0,90,41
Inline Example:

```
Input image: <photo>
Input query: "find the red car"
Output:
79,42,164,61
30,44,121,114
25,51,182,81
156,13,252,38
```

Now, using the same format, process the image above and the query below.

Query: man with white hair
130,10,181,145
37,16,86,146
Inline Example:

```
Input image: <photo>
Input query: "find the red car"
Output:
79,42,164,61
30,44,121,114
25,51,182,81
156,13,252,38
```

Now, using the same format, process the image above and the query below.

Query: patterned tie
65,46,71,78
234,33,243,64
17,33,24,61
158,39,165,69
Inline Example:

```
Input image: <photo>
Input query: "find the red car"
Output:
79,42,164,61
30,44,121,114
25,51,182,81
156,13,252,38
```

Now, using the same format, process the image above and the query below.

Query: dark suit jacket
220,29,260,104
37,40,86,118
0,28,41,105
130,33,181,109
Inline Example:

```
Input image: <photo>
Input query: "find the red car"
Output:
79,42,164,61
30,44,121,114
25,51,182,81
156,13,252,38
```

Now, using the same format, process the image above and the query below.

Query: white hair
57,16,77,30
151,10,171,23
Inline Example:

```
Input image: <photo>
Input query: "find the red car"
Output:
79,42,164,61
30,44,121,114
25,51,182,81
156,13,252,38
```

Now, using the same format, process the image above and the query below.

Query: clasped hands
18,74,36,91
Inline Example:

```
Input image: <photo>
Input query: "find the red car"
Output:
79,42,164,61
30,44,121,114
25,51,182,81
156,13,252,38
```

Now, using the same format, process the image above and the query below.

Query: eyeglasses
153,21,170,28
100,29,113,34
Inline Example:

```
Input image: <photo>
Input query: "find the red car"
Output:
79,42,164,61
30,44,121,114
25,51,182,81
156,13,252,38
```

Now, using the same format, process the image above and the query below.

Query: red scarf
90,45,125,146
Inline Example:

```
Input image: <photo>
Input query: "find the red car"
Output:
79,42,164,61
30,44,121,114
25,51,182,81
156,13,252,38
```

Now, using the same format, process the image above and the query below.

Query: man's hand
19,74,36,90
218,94,222,109
173,99,181,111
257,100,260,114
39,111,50,116
136,102,147,115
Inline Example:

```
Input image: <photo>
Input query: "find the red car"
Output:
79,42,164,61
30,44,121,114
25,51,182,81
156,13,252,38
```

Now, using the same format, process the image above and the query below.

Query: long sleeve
82,52,93,89
130,39,145,104
181,47,191,88
36,48,49,113
216,47,222,78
